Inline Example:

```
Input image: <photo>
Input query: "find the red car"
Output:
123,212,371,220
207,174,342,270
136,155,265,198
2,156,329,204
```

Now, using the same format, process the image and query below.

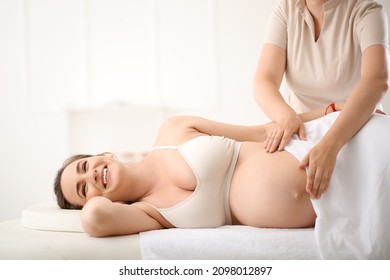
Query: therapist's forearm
253,44,293,122
320,78,387,152
325,44,390,151
298,102,344,122
254,81,297,121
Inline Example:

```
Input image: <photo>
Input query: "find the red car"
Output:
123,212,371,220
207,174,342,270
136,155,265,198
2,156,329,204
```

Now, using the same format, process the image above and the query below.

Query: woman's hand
264,112,306,152
299,140,338,199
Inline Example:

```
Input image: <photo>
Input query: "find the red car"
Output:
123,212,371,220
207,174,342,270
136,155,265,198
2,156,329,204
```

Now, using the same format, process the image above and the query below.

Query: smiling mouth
102,166,108,188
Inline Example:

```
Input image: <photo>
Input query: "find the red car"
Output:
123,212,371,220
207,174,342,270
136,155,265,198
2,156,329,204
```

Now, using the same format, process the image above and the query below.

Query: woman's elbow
380,62,390,95
377,77,389,101
81,197,111,237
366,75,389,100
377,68,390,94
383,76,389,95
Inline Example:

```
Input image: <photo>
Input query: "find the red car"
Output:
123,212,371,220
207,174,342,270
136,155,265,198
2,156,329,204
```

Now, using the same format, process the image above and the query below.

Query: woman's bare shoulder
153,116,203,147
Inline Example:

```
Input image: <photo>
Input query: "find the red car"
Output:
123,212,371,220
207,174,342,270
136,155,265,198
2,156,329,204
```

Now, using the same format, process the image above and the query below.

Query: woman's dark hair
54,154,94,210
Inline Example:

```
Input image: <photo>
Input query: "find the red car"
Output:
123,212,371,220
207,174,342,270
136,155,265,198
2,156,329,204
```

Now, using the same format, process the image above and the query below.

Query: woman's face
61,154,127,207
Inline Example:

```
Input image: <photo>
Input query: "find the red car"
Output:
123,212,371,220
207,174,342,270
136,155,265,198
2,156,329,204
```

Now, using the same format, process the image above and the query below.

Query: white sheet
140,226,319,259
285,112,390,259
2,218,319,259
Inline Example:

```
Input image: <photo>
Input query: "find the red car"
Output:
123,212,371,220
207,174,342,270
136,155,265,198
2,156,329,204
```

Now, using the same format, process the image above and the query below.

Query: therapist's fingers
314,170,332,199
267,130,285,152
264,128,273,148
277,133,290,151
305,165,316,195
299,154,313,193
264,128,279,152
311,167,328,199
302,149,335,199
267,127,297,153
264,129,273,149
297,124,307,141
316,180,330,199
299,154,309,169
311,173,331,199
277,122,306,151
303,155,326,198
300,153,323,198
300,137,340,199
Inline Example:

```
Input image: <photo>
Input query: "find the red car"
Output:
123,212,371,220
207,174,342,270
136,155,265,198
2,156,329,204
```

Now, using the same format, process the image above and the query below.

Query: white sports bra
147,135,241,228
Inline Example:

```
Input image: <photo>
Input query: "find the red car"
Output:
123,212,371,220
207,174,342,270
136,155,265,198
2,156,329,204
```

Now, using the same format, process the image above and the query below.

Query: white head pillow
21,201,84,233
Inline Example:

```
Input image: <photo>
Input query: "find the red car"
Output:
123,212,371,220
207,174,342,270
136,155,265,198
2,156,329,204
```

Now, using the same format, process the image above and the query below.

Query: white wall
0,0,70,222
1,0,389,222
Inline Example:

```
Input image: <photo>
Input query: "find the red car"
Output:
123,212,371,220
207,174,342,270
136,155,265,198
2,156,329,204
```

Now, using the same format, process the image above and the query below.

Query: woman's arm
253,44,306,152
320,45,388,154
301,44,389,199
154,103,345,147
155,116,268,145
298,102,343,122
253,45,288,119
81,197,165,237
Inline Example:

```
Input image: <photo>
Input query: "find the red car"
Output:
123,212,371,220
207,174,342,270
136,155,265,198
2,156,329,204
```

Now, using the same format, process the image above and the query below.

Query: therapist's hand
264,112,306,152
299,140,338,199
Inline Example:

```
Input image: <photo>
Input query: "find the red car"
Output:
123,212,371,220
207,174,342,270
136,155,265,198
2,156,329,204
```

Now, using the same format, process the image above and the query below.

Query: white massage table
0,202,320,260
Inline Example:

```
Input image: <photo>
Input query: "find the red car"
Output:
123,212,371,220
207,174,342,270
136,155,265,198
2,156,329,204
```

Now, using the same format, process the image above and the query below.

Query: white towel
312,114,390,259
286,113,390,259
140,225,319,259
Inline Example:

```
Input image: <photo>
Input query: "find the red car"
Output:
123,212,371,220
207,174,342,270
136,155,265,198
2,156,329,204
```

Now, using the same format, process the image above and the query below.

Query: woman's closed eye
81,183,88,198
82,160,88,172
78,160,88,199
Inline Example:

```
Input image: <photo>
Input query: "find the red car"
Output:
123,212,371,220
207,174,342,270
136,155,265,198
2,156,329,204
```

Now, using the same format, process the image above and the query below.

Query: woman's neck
121,155,165,202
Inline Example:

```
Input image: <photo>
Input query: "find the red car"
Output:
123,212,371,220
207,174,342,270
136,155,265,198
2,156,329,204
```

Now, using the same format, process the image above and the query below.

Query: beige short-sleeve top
264,0,388,112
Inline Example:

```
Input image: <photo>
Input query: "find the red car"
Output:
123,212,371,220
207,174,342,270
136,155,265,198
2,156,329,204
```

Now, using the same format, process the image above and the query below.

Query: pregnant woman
54,102,390,259
56,107,332,236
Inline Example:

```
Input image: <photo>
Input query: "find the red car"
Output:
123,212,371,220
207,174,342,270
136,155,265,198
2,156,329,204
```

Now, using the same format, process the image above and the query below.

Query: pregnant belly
229,142,316,228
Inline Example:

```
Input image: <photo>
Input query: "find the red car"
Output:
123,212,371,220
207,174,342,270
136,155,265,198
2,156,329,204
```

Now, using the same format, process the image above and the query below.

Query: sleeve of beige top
263,0,288,49
356,2,389,52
